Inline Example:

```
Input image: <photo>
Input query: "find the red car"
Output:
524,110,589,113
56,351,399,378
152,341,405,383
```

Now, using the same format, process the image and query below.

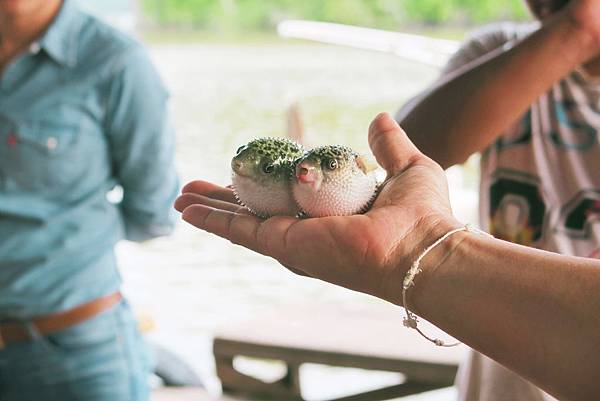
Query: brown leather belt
0,292,122,349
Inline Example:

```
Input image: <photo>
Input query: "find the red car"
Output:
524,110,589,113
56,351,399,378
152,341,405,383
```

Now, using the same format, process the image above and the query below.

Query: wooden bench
213,301,465,401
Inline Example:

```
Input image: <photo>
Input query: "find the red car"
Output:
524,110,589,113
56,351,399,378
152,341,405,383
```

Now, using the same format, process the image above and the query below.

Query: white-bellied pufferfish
292,145,378,217
231,137,305,218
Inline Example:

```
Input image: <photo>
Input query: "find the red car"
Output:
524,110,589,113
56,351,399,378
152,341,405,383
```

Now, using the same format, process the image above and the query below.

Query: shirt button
46,137,58,150
29,42,41,55
7,133,17,147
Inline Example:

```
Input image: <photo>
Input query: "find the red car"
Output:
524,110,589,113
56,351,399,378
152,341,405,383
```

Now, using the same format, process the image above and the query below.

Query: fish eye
326,159,338,170
236,145,245,155
262,163,275,174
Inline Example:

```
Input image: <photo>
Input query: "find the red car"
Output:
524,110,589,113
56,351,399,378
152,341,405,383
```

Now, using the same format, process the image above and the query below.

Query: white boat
277,19,460,68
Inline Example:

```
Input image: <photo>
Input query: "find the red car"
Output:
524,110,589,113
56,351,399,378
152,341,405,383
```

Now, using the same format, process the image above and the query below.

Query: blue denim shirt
0,1,179,319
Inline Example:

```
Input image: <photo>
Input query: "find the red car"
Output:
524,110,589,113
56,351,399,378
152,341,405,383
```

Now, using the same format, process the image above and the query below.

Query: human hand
554,0,600,58
174,113,461,305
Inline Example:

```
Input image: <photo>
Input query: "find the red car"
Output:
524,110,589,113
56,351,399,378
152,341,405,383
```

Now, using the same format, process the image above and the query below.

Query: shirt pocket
3,121,83,191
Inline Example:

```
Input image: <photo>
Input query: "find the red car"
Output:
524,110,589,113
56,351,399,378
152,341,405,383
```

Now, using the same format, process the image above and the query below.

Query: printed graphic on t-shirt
485,94,600,248
557,190,600,239
548,98,598,152
488,169,545,246
494,111,532,152
588,247,600,258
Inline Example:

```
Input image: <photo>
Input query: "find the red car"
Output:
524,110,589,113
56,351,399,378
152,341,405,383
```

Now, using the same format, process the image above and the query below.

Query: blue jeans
0,299,151,401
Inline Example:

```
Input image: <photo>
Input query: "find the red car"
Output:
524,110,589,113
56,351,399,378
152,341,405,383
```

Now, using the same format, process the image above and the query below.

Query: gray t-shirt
442,22,600,401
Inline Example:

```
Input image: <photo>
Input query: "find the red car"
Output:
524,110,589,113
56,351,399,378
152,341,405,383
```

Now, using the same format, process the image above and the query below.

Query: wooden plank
216,356,303,400
214,301,465,368
214,339,457,385
214,352,448,401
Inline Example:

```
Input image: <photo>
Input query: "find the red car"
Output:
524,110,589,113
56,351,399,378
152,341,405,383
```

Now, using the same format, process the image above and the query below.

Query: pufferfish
292,145,379,217
231,137,305,218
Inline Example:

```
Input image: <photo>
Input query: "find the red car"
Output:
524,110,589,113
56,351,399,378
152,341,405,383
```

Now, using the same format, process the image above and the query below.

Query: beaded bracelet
402,223,492,347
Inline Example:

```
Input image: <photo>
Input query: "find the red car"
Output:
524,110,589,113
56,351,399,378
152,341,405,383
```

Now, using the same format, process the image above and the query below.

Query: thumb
368,112,423,177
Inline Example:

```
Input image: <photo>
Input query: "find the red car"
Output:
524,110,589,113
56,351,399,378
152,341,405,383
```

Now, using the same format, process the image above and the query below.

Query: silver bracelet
402,223,492,347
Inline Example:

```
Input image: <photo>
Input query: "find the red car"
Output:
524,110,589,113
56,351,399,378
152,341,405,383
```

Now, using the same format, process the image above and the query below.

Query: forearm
407,223,600,401
120,170,180,242
398,14,597,168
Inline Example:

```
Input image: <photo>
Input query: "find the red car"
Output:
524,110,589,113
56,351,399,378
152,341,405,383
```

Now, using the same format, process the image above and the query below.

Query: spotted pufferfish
231,139,379,218
293,145,379,217
231,137,305,218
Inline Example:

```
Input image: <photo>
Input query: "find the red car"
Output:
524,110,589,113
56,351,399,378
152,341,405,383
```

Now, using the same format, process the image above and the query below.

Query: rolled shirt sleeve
104,46,180,242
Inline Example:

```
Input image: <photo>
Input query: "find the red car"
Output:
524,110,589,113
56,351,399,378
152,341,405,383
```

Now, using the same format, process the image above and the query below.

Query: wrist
554,5,600,64
383,214,463,306
405,218,469,313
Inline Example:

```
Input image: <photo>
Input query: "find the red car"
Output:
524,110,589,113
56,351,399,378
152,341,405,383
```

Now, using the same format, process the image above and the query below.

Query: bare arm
411,220,600,401
397,1,600,168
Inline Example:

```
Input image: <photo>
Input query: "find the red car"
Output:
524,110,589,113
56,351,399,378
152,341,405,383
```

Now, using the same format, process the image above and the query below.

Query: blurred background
75,1,532,399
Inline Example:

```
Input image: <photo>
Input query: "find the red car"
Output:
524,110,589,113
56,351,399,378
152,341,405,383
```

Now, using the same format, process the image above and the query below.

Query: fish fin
359,181,381,214
356,154,379,174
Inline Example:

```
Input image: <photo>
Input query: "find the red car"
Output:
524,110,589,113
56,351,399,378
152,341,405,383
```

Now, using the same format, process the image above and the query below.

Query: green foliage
457,0,529,22
140,0,530,31
402,0,455,24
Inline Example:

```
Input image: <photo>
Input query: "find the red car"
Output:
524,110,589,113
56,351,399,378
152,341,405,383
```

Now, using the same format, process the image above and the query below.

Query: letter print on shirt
547,98,598,152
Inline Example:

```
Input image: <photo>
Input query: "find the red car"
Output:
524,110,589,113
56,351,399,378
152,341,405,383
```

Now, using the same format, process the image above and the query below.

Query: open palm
175,113,459,304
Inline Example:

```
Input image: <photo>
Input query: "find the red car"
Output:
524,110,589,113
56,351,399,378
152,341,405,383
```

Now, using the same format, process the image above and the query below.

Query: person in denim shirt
0,0,179,399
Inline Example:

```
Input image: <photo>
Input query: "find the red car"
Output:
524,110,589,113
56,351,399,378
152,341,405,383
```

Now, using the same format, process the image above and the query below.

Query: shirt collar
35,0,81,67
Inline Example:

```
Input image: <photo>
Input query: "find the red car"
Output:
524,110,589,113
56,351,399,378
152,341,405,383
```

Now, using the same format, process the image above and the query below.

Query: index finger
181,204,298,260
368,112,423,177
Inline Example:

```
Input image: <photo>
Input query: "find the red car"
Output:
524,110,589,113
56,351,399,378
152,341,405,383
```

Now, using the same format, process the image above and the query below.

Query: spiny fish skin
292,145,378,217
231,137,305,218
